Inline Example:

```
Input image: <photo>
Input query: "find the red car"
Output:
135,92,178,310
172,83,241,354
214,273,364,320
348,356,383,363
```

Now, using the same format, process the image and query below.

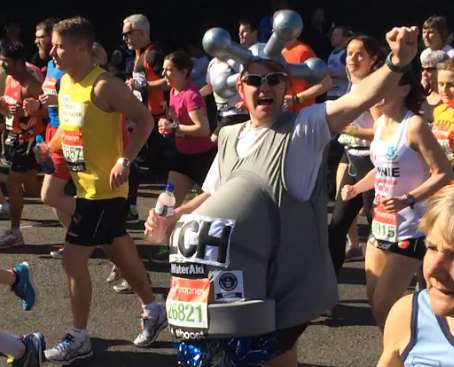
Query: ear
236,77,245,100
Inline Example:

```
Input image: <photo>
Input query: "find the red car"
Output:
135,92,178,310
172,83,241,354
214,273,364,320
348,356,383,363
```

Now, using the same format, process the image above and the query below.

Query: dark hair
239,17,259,33
332,25,354,38
0,41,25,60
36,17,58,35
346,34,386,70
53,17,94,47
399,67,426,115
164,50,194,77
423,15,449,43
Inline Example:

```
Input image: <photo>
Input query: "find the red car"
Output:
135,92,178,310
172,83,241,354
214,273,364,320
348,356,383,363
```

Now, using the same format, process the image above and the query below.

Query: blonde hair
437,57,454,72
419,185,454,244
123,14,150,34
92,42,107,67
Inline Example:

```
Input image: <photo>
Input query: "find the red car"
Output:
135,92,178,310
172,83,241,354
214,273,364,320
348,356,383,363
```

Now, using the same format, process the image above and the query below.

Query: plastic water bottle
34,135,55,174
146,183,176,244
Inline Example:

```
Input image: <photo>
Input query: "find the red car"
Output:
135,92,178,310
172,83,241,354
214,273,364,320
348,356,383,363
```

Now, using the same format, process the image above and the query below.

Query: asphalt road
0,182,383,367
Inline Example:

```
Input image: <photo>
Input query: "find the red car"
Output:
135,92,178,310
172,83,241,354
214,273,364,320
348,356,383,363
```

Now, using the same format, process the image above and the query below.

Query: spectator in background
239,17,259,49
92,42,108,67
420,49,448,122
31,18,56,71
420,15,454,60
303,7,332,61
326,25,352,100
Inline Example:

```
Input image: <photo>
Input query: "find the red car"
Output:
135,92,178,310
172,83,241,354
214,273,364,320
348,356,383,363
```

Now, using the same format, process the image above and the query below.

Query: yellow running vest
432,103,454,165
59,66,128,200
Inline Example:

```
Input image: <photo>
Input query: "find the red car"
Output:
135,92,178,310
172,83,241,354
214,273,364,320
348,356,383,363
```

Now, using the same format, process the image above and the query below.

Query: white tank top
370,112,429,241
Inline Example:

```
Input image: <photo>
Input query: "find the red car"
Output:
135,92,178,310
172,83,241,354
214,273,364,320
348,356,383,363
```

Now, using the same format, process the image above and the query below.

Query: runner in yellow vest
41,17,167,364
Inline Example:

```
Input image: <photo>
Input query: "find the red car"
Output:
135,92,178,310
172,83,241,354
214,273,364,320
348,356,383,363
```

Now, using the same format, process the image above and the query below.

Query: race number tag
62,130,86,172
169,214,235,268
432,125,454,160
166,277,210,338
372,203,398,242
5,115,14,130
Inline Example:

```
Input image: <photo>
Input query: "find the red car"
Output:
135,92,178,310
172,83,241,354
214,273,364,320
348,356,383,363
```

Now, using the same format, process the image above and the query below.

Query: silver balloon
288,57,327,84
203,28,253,66
249,42,286,67
263,10,303,60
212,72,239,99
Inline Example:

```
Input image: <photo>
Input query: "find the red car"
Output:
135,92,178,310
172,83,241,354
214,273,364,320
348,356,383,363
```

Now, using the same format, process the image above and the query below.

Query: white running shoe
49,248,64,259
0,229,24,248
44,332,93,365
133,304,168,348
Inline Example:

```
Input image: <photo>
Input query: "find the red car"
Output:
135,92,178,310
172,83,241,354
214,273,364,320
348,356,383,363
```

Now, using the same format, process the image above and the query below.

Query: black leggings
328,151,375,278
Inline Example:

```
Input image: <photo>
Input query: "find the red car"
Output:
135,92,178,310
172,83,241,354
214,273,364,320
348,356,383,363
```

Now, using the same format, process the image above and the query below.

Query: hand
125,79,135,90
109,160,129,189
8,103,24,117
23,98,40,114
341,184,359,201
234,100,246,111
381,195,409,213
385,26,419,67
38,93,58,107
158,117,172,136
283,94,294,109
343,123,359,136
33,141,50,163
144,208,178,242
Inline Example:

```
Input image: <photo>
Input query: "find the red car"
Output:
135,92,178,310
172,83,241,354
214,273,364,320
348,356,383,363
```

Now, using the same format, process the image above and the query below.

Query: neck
68,61,96,83
173,79,188,93
14,69,30,84
384,104,408,123
250,116,275,128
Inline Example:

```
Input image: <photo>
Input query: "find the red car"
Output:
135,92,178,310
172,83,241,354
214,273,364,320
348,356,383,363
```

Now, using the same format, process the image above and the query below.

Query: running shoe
49,248,64,259
0,229,24,248
345,244,365,262
12,262,37,311
10,332,46,367
113,279,133,294
106,264,121,283
126,205,140,224
44,332,92,364
133,304,168,348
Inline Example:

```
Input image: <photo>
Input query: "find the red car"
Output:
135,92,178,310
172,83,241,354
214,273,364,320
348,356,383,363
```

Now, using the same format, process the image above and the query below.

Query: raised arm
327,27,419,133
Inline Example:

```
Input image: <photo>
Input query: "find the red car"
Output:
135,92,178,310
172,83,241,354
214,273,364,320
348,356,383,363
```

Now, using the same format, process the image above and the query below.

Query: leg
41,174,74,226
268,344,297,367
371,253,420,331
102,235,153,304
7,171,25,229
364,239,388,303
328,171,364,277
62,243,95,329
167,170,194,207
0,330,25,359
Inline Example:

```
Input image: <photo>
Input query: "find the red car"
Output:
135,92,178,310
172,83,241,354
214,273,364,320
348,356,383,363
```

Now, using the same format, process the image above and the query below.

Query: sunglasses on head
241,72,288,87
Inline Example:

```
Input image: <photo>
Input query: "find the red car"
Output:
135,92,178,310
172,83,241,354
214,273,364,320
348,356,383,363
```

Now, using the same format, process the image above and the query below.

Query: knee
371,297,389,330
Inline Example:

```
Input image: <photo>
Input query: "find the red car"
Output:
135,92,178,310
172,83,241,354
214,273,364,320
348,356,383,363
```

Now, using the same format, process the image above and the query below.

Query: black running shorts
66,197,128,246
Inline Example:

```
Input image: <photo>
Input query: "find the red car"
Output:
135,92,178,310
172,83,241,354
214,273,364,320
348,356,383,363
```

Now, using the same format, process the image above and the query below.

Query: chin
429,289,454,317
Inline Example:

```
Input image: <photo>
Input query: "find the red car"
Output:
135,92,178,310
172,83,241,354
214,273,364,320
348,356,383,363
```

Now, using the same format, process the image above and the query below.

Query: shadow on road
338,266,366,285
311,304,375,327
67,338,176,367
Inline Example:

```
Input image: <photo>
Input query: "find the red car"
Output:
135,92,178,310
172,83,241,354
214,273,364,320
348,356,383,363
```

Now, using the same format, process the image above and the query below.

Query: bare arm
327,27,419,133
341,168,376,201
199,84,213,97
377,295,412,367
93,73,154,188
178,108,211,136
295,75,332,101
147,78,167,90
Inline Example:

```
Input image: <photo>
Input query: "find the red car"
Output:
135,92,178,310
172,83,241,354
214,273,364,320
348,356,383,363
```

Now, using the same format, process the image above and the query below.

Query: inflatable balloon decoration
202,9,327,99
173,10,328,367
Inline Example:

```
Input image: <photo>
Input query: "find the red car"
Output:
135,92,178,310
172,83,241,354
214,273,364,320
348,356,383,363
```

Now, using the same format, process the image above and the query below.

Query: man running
43,17,167,364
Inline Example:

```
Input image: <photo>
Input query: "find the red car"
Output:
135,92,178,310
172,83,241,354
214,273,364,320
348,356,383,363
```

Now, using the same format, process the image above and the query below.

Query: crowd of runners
0,3,454,367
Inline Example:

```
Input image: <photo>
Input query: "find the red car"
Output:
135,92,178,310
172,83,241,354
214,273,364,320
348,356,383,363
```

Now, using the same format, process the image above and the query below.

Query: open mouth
257,96,274,106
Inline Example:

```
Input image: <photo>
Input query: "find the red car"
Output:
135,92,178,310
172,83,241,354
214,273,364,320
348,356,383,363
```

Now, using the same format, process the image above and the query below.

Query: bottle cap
166,183,175,192
35,135,44,144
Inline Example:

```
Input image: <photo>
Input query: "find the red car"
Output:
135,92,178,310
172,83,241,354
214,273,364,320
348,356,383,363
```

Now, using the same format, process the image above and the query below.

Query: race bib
432,125,454,161
166,277,210,339
5,115,14,130
372,203,398,242
169,214,235,268
62,130,86,172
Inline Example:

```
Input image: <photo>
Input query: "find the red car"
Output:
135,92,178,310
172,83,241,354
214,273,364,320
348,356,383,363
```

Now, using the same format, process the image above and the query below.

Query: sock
142,301,159,318
0,330,26,359
69,328,88,341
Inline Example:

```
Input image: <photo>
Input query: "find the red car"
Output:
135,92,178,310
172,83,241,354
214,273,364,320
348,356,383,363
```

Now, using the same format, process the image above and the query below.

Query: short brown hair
423,15,449,43
241,58,286,77
437,57,454,72
53,17,94,47
164,50,193,77
36,18,57,35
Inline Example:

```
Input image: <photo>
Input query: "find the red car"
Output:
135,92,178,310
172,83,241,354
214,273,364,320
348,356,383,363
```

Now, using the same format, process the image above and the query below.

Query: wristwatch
385,52,411,74
404,193,416,209
117,157,131,168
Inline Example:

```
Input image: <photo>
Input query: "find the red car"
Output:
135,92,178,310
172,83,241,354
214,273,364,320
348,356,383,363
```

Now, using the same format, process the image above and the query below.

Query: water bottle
146,183,176,244
34,135,55,174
